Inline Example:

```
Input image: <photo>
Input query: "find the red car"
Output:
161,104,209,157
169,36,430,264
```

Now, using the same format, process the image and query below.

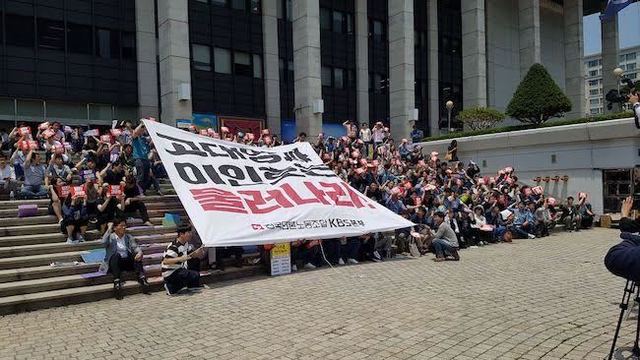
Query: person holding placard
61,188,89,244
20,150,48,199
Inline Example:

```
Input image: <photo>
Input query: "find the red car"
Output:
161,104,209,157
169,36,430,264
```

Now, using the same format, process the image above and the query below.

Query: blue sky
584,2,640,55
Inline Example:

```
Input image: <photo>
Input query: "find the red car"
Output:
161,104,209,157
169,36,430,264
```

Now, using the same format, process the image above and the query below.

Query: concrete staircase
0,179,264,315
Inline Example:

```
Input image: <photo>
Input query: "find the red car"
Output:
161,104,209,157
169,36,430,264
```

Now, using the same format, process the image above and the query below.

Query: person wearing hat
162,223,206,295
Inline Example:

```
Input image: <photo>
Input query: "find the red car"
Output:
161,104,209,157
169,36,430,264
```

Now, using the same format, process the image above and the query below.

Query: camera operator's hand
622,196,633,219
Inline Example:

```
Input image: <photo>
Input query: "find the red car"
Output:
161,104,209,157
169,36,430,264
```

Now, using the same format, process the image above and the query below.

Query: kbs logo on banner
252,219,366,232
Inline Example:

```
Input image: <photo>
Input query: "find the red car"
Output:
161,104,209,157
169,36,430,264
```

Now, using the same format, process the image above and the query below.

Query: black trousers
120,201,150,222
108,253,144,280
164,268,200,294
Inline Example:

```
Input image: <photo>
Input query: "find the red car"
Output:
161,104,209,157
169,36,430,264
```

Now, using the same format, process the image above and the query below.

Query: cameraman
604,196,640,282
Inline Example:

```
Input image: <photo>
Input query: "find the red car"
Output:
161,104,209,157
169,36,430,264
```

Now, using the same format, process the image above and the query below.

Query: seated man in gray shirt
21,150,48,199
431,211,460,262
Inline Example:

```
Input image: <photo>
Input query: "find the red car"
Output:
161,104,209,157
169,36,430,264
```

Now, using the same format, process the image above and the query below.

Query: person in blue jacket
604,196,640,282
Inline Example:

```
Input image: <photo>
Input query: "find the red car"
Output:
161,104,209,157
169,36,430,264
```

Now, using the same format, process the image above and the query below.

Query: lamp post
614,67,624,111
446,100,454,133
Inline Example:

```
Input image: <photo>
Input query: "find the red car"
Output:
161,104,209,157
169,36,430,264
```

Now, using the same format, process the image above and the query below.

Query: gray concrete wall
388,0,415,141
262,0,281,136
540,1,566,90
418,118,640,214
427,0,440,136
461,0,487,109
563,0,586,120
601,16,619,114
518,0,541,78
135,0,159,119
293,0,323,137
486,0,520,113
157,0,193,126
355,0,369,126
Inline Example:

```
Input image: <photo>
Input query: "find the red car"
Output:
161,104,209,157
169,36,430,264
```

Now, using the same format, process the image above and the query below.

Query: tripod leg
609,280,635,360
634,285,640,357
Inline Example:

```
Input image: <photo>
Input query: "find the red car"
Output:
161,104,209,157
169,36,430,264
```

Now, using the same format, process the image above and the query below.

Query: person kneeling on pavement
162,223,205,295
101,219,149,300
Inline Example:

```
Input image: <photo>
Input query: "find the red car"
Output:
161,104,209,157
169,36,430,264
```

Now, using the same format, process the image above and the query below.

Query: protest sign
143,120,413,247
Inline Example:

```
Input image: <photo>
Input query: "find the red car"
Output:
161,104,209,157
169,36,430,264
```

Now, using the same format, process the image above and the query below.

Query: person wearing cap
101,218,149,300
162,223,205,295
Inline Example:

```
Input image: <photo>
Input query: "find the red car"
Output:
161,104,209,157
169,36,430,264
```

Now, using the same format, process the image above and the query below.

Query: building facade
0,0,620,141
584,45,640,116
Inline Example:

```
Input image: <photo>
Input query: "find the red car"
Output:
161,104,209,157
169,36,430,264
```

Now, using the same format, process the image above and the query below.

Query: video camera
605,78,638,111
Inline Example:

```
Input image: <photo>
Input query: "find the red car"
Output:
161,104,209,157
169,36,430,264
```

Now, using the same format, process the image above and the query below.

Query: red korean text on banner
57,185,71,198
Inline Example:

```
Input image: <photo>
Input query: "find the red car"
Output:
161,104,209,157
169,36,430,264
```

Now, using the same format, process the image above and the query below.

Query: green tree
506,63,572,124
457,107,505,130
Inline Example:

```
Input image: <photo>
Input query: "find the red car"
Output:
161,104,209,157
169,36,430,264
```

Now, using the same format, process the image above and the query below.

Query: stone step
0,208,186,227
0,225,177,247
0,232,177,258
0,243,168,270
0,265,264,315
0,201,183,219
0,207,49,218
0,195,179,210
0,217,167,237
0,265,164,297
0,263,99,284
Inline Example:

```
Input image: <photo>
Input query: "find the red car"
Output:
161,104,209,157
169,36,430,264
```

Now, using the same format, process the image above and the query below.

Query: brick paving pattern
0,228,633,359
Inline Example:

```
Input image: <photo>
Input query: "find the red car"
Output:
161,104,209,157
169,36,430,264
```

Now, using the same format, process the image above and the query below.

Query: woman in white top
471,205,492,244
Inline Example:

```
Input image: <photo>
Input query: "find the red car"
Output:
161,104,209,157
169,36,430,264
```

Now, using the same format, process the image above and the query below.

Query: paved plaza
0,228,633,359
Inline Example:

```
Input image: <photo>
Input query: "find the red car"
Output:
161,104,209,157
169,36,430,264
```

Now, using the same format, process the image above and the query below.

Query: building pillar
461,0,487,109
135,0,159,118
292,0,323,137
388,0,415,141
563,0,585,120
262,0,281,135
601,15,619,114
157,0,192,126
427,0,440,136
355,0,369,126
518,0,541,77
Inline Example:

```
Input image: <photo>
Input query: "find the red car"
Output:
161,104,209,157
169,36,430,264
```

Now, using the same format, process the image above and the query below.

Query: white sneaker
303,263,316,270
76,235,85,243
291,264,298,272
373,250,382,261
66,238,75,244
527,233,536,239
338,258,345,266
347,258,359,265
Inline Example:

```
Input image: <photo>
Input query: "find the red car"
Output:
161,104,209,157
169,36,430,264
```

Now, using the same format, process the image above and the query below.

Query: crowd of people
0,119,597,299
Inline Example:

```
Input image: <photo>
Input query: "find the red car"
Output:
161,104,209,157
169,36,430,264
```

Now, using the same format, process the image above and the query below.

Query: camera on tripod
605,78,638,111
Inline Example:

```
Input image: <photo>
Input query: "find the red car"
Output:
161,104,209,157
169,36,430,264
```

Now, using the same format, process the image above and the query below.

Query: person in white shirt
371,122,385,148
0,154,17,196
359,123,372,157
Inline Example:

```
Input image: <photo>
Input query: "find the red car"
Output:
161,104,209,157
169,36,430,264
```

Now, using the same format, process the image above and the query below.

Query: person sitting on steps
101,218,149,300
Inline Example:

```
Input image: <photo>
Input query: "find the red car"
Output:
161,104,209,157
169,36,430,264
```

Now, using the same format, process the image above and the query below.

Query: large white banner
144,120,414,247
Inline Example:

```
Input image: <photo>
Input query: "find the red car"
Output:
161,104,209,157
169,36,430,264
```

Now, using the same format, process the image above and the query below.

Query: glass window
589,89,599,95
627,63,636,71
373,20,384,42
89,104,113,121
373,73,382,93
6,14,35,47
46,101,88,120
231,0,246,10
17,100,44,117
588,80,599,86
121,32,136,60
587,60,598,67
192,44,212,71
620,55,626,63
629,73,637,79
96,28,119,59
234,51,252,76
589,70,598,77
627,53,637,61
211,0,227,6
346,69,355,88
251,0,260,13
590,99,600,105
38,19,65,50
253,54,262,78
321,66,332,87
195,0,209,3
67,23,92,55
334,68,344,89
346,13,353,34
320,8,332,31
333,11,344,33
276,0,283,18
214,47,232,74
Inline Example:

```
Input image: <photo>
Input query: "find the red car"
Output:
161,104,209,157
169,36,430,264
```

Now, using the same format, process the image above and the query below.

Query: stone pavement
0,228,632,359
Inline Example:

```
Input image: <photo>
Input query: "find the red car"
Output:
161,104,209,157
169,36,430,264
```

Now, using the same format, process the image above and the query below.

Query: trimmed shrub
458,107,506,130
